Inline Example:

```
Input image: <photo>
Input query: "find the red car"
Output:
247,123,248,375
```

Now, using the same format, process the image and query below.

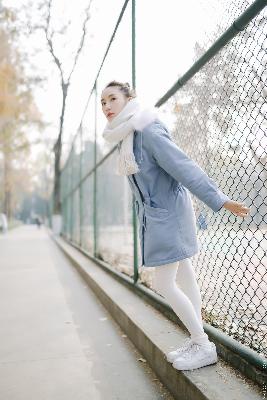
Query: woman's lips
107,113,114,117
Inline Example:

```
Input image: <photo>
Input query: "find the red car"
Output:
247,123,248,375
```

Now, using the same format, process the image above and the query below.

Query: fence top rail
61,0,267,180
79,0,130,124
155,0,267,107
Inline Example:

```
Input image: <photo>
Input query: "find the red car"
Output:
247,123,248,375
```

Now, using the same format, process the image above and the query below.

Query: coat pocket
143,207,180,263
143,203,169,217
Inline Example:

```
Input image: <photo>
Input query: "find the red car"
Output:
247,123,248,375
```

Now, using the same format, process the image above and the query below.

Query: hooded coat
126,118,231,268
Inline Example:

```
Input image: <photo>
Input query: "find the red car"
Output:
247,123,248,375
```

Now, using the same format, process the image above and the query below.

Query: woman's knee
153,263,178,295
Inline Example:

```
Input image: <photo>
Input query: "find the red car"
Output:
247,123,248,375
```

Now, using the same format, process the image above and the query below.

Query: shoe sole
167,342,215,363
172,355,218,371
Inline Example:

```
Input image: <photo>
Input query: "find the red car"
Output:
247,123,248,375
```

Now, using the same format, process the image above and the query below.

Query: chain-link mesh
159,6,267,357
60,0,267,358
96,157,134,269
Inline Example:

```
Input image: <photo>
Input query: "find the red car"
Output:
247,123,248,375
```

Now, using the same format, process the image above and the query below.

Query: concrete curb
58,236,267,387
52,234,263,400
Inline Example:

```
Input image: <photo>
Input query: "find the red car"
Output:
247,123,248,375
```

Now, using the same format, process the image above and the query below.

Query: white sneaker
166,338,194,363
172,341,218,370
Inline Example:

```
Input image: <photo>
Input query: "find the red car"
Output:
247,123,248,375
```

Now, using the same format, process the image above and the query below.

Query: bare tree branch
41,0,93,213
44,0,64,85
68,0,93,83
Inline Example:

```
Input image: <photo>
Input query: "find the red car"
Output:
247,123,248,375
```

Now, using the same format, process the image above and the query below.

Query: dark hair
104,80,136,98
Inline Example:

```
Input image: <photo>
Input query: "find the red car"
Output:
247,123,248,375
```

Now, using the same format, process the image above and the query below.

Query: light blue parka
126,119,231,268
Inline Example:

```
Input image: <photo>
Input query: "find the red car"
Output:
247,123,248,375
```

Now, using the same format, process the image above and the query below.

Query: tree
2,0,94,216
40,0,93,214
0,6,42,218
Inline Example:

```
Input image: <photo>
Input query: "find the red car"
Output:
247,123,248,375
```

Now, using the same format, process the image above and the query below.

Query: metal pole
132,0,139,284
93,83,98,257
70,150,74,242
79,126,83,247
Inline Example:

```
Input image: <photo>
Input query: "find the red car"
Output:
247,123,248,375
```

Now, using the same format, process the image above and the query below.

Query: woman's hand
223,200,250,217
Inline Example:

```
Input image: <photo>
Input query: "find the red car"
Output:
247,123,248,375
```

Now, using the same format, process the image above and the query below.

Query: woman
101,80,250,371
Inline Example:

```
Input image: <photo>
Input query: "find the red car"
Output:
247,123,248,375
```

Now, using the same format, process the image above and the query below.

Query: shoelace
179,343,201,359
178,339,192,351
170,340,191,355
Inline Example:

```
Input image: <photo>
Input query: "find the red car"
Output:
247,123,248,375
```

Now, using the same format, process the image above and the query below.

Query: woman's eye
111,97,116,101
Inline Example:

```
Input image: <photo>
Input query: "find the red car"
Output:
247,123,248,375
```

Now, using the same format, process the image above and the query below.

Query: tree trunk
53,86,67,214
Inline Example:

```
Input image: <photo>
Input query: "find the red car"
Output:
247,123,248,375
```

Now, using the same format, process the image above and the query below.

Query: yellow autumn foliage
0,6,42,218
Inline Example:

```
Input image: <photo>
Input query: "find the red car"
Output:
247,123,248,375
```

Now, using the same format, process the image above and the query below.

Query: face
101,86,131,122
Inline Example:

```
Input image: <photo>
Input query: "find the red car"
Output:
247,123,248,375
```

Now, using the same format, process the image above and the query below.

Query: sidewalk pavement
0,225,174,400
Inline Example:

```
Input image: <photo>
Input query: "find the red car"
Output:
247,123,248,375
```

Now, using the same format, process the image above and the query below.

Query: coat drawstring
143,214,147,231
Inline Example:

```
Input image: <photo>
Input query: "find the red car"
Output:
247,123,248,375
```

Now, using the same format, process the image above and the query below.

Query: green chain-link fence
59,0,267,359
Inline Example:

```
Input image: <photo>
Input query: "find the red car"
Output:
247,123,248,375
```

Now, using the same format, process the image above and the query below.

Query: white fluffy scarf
102,98,158,175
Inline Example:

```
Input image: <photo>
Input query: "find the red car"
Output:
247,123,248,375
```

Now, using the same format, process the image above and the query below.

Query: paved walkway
0,225,174,400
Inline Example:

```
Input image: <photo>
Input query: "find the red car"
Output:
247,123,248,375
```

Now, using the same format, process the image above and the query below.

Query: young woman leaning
101,80,250,371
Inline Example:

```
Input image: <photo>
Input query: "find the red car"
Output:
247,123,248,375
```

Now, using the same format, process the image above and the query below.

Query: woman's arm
144,122,250,216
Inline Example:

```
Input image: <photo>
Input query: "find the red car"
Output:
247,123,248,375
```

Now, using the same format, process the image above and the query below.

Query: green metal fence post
79,126,83,247
93,83,98,258
66,159,71,238
70,149,74,242
132,0,139,284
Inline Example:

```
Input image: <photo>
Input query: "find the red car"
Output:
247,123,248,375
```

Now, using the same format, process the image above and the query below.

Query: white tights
153,258,210,345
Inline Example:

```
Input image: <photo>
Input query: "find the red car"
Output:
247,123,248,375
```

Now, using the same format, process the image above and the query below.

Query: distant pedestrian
35,216,42,229
101,80,250,371
0,213,8,234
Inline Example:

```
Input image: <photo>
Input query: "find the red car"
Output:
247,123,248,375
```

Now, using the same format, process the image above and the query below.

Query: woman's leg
153,261,209,345
176,258,203,324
